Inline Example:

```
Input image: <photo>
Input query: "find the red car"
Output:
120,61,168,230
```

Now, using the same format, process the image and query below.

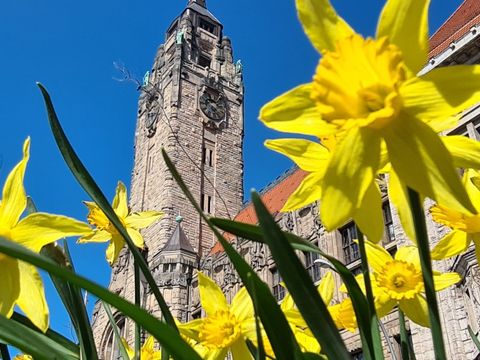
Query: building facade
92,1,480,359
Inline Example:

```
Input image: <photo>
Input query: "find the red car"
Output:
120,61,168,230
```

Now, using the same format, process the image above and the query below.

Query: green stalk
407,188,446,359
356,227,384,360
0,344,10,360
134,262,141,360
398,310,410,360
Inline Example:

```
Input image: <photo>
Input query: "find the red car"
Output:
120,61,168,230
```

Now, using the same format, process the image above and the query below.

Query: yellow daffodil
430,169,480,263
13,355,33,360
260,0,480,238
122,336,161,360
178,272,255,360
0,138,91,332
78,181,162,265
364,240,460,326
266,137,385,242
280,272,357,351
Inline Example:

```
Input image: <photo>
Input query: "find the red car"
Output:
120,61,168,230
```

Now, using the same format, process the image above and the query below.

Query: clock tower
92,0,245,353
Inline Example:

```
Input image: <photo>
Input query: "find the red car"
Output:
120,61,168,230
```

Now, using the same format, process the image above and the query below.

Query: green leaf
37,84,177,337
0,314,79,360
210,218,321,253
161,149,304,360
103,303,131,360
27,197,98,360
0,237,201,360
11,312,79,354
468,325,480,352
251,192,350,359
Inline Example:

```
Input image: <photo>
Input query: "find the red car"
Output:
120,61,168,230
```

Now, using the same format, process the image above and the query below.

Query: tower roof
186,1,220,24
188,0,206,8
161,218,196,254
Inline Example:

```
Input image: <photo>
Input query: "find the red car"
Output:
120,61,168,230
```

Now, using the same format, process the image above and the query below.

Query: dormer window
199,18,216,34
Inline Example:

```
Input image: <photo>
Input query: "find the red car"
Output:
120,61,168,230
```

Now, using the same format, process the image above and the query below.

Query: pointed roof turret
161,216,196,254
188,0,206,8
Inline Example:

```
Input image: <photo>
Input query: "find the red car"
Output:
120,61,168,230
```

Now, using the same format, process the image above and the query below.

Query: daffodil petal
284,309,307,328
295,0,354,54
430,231,470,260
376,0,429,73
318,271,334,305
321,127,381,230
280,291,295,312
353,182,383,244
11,213,91,253
125,211,162,229
0,138,30,228
433,272,461,291
260,84,334,137
443,136,480,170
385,114,475,215
77,229,111,243
388,171,416,241
230,287,253,322
112,181,129,219
265,139,330,172
0,257,20,318
178,319,204,341
126,227,144,249
204,348,228,360
197,272,228,315
403,66,480,127
394,246,420,269
230,340,251,360
121,338,135,359
106,235,125,265
16,261,49,332
363,240,392,273
282,172,323,212
399,295,429,327
375,298,396,318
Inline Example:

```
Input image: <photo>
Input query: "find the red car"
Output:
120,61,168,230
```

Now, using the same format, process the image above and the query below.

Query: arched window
102,316,126,360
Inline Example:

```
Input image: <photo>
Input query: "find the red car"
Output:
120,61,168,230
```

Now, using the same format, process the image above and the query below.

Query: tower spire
188,0,206,8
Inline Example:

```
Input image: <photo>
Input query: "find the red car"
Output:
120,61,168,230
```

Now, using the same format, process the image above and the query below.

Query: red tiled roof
210,169,308,254
429,0,480,58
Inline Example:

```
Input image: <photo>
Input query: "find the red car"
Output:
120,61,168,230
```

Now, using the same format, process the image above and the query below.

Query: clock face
199,91,226,121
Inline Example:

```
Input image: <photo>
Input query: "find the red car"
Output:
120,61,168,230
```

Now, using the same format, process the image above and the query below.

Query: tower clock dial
199,91,226,121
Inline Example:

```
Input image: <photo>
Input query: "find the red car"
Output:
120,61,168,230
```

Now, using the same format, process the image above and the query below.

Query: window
202,146,214,167
199,18,216,34
103,317,126,360
191,310,201,319
271,269,285,302
200,194,213,214
340,223,359,264
351,350,364,360
304,246,321,283
198,54,211,68
383,201,395,244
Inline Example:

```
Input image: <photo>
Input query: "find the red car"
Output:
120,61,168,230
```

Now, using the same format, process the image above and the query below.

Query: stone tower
91,0,245,354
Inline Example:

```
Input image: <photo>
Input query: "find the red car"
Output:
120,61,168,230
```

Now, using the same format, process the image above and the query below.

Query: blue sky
0,0,464,341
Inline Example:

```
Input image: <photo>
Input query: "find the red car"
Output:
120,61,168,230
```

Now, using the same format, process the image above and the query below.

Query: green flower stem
0,343,10,360
398,309,410,360
356,226,384,360
134,261,141,360
407,188,446,360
